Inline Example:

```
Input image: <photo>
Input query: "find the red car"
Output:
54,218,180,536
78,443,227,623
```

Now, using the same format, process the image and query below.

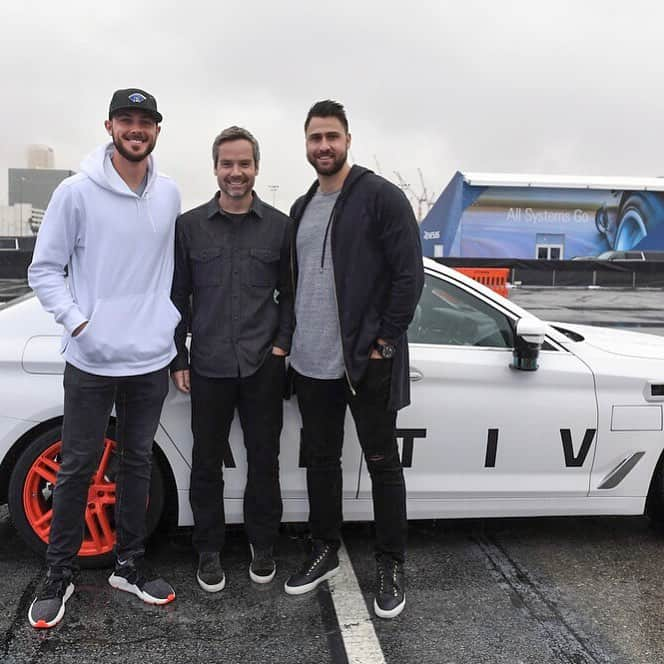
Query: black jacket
290,165,424,410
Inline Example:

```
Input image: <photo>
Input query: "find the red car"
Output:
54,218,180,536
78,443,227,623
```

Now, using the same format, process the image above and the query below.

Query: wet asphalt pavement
3,507,664,664
2,283,664,663
509,287,664,337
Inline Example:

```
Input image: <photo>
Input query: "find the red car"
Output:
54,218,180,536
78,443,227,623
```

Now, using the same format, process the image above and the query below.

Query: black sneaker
249,544,276,584
284,539,339,595
196,552,226,592
108,558,175,605
374,556,406,619
28,569,75,629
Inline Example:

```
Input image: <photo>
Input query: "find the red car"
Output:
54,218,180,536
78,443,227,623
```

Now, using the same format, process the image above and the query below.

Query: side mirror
511,318,547,371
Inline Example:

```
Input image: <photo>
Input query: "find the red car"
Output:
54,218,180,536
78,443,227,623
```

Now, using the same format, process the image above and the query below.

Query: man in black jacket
284,100,423,619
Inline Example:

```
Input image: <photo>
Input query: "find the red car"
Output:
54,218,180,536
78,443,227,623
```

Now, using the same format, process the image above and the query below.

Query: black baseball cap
108,88,163,123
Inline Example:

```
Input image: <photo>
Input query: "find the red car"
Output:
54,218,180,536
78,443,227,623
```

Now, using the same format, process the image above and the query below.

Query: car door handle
409,368,423,382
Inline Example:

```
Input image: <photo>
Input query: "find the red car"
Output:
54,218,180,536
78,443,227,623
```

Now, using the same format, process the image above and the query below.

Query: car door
359,269,598,515
159,355,364,525
160,385,308,524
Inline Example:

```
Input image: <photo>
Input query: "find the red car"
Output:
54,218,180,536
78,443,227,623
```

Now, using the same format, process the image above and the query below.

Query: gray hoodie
28,142,181,376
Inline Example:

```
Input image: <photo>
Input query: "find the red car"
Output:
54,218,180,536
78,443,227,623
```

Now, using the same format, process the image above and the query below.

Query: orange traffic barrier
454,267,510,298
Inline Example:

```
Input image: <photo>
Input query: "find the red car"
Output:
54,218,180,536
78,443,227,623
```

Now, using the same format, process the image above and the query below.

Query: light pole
18,176,26,232
267,184,279,208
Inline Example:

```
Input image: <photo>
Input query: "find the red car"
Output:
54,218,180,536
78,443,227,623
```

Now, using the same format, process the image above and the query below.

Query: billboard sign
420,171,664,259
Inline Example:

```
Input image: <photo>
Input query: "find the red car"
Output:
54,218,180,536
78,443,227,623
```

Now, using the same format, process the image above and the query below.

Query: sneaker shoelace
118,561,151,589
378,560,401,597
37,576,70,601
391,563,401,597
305,545,330,574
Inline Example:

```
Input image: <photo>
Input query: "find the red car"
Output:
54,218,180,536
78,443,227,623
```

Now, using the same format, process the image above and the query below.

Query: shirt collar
206,191,264,220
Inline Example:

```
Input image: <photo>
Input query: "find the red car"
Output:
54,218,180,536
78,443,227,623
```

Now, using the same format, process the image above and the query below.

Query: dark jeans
47,363,169,573
189,354,285,553
294,360,407,563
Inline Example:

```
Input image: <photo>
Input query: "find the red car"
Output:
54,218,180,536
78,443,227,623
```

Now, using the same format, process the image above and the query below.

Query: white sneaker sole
284,565,339,595
108,573,175,604
28,582,74,629
373,594,406,619
249,543,276,584
197,571,226,593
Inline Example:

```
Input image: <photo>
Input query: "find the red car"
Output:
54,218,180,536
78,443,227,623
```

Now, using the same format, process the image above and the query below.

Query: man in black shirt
171,126,293,592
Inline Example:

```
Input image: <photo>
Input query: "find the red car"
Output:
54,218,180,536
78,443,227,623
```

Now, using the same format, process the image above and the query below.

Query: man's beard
112,132,156,163
220,179,252,199
308,149,347,176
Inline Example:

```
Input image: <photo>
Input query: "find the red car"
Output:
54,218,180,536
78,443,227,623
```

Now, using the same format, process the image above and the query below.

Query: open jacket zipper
327,208,356,396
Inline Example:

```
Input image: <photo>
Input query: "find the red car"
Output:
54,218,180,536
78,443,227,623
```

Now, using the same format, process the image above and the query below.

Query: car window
409,273,514,348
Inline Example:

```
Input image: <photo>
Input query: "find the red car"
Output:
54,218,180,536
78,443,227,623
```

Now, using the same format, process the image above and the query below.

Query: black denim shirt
170,192,294,378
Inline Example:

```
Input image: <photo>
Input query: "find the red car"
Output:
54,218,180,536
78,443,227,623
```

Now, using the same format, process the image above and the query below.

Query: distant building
0,204,32,240
27,145,55,169
8,168,74,234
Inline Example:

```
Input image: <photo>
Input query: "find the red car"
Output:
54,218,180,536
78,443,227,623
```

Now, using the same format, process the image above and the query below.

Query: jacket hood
341,164,373,191
79,142,158,196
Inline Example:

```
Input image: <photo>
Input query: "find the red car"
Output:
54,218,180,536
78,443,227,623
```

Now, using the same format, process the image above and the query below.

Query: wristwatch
374,340,396,359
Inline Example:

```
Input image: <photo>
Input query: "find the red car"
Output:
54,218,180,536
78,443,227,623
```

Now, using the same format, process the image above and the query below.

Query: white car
2,258,664,566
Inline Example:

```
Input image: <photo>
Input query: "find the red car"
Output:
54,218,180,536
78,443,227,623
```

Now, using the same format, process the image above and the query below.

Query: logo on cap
128,93,147,103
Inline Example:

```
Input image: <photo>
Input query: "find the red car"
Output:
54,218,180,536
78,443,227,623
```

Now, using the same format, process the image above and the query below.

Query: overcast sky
2,0,664,214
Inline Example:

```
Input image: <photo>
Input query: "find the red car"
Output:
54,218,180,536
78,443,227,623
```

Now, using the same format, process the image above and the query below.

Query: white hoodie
28,142,182,376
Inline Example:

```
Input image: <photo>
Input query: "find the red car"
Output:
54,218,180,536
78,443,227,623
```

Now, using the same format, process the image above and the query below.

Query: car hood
548,321,664,360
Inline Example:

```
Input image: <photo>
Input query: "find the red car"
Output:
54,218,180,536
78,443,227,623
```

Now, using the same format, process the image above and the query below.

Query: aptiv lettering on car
218,428,598,470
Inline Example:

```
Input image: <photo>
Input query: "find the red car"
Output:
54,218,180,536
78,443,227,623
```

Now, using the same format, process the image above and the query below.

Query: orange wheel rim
23,438,117,557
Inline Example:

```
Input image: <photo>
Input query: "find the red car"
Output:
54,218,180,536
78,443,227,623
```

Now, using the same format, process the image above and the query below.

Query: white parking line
328,541,386,664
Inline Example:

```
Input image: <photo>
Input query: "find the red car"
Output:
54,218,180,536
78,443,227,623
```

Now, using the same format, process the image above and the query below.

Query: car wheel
644,448,664,529
614,193,664,251
7,424,165,568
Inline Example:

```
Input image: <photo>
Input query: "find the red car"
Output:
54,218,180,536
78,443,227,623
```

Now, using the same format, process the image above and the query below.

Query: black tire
7,423,165,569
614,193,664,251
645,450,664,529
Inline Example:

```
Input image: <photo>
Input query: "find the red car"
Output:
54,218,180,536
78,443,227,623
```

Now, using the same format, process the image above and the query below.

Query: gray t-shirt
290,190,345,379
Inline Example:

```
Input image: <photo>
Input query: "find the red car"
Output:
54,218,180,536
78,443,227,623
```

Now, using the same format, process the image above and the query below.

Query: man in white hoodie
26,88,181,629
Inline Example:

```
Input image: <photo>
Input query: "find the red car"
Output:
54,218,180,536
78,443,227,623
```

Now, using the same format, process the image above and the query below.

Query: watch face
381,344,396,359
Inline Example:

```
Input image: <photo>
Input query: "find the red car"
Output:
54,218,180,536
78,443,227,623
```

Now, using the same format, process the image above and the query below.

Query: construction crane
417,168,437,213
393,170,437,222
